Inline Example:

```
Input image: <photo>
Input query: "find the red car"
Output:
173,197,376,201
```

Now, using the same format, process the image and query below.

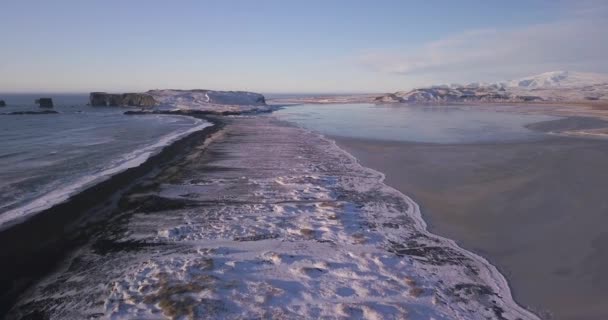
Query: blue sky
1,0,607,93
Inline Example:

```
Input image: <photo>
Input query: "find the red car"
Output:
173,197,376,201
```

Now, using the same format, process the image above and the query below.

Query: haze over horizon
1,0,607,93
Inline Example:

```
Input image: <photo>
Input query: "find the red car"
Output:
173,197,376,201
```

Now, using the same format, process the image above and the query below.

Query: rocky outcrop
148,89,267,107
0,100,6,107
89,92,156,107
35,98,54,108
145,89,272,114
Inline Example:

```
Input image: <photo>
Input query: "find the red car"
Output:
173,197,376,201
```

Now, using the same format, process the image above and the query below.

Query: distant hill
375,71,608,104
504,71,608,89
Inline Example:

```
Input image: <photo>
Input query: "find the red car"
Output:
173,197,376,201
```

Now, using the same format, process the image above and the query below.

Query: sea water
0,94,209,228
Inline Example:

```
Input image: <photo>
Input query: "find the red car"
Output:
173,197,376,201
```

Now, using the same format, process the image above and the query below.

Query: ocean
275,103,556,143
0,94,209,229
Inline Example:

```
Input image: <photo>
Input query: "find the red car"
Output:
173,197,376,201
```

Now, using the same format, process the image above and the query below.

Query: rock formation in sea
2,110,58,115
0,100,6,107
35,98,54,108
89,92,157,107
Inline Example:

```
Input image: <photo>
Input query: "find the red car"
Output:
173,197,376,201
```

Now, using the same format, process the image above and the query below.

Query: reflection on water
275,104,557,143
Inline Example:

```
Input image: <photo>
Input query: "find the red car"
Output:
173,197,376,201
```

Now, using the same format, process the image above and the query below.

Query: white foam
106,117,539,319
0,116,211,230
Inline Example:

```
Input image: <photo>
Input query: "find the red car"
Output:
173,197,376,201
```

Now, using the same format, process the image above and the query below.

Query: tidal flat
333,119,608,319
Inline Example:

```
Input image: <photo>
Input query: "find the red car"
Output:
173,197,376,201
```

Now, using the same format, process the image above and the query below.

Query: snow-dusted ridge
148,89,272,114
376,71,608,104
505,71,608,89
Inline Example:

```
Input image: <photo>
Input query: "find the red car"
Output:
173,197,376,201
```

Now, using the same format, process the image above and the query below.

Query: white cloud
358,5,608,82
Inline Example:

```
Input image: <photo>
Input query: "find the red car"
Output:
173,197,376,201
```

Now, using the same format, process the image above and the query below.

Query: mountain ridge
375,71,608,104
504,71,608,89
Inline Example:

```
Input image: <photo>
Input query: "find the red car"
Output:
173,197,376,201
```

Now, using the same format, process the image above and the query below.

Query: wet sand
333,133,608,320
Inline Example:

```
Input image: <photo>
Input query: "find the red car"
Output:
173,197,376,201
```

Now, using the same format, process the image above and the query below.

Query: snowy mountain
505,71,608,89
375,86,542,104
375,71,608,104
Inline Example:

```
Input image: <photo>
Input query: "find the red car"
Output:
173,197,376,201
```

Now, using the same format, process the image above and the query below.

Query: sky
1,0,607,93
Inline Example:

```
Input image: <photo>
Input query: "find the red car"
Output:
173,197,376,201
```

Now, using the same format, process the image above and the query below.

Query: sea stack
35,98,54,108
89,92,156,107
0,100,6,107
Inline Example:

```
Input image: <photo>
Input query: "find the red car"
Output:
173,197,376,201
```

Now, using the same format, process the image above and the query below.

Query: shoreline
5,106,605,318
326,134,540,312
0,114,211,231
318,132,540,319
330,126,608,319
5,115,539,319
0,115,225,316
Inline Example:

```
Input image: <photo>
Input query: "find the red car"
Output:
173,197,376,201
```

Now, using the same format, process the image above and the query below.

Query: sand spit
8,116,537,319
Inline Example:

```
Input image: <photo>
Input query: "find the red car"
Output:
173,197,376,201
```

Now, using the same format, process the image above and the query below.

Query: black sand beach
0,116,224,316
333,127,608,320
0,115,536,319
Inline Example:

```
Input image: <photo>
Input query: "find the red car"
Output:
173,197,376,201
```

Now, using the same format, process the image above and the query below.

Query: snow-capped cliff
148,89,270,113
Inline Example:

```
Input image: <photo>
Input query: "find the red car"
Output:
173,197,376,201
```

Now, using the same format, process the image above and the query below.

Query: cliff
148,89,266,107
147,89,271,113
35,98,54,108
89,92,156,107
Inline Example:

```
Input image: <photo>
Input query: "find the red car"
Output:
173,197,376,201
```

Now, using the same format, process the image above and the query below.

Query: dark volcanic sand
332,133,608,320
0,116,224,316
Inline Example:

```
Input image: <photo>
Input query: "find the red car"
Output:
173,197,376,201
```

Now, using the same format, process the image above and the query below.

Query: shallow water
275,103,557,143
0,98,208,228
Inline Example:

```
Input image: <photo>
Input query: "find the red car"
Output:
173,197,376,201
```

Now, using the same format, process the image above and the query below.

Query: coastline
6,107,604,318
5,115,538,319
318,132,540,319
330,128,608,319
0,115,224,316
0,114,211,230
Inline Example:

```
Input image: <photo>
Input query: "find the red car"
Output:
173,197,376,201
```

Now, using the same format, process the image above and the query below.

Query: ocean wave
0,117,211,230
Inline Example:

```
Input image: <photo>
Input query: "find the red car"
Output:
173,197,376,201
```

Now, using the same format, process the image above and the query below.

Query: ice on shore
9,116,538,319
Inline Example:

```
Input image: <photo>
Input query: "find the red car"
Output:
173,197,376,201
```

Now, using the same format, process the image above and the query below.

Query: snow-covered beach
6,89,608,319
5,111,538,319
